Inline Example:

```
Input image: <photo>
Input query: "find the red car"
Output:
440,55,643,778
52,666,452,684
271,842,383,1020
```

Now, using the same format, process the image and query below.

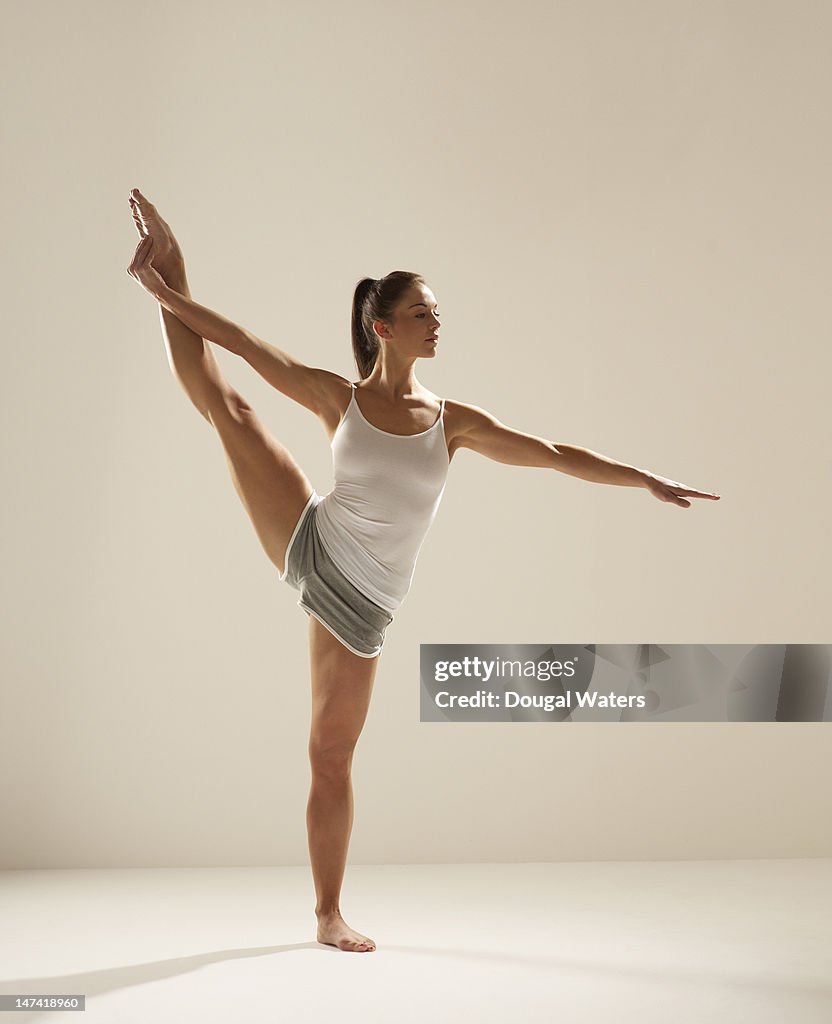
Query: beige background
1,0,830,867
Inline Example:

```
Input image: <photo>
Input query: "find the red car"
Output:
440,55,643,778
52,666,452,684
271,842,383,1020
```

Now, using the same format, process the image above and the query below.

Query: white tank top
315,382,450,614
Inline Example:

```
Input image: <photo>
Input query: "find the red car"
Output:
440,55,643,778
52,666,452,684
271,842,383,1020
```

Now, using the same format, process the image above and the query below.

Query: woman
126,188,720,953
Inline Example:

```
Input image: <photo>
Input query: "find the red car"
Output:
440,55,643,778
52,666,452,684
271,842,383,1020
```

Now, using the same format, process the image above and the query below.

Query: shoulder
442,398,500,454
444,398,499,430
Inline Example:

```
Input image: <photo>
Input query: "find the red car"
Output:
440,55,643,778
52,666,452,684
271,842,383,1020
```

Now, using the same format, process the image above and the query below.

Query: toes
340,939,374,951
130,188,153,212
129,208,146,237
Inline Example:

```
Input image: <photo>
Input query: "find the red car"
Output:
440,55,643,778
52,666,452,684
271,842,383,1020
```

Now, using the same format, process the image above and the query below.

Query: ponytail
350,271,426,380
350,277,380,380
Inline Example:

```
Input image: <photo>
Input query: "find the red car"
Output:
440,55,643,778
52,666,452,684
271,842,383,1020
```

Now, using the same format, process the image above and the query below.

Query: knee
308,741,355,782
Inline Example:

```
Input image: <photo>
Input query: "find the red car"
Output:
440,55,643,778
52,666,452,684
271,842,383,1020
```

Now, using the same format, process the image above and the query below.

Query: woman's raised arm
128,234,333,416
154,284,330,412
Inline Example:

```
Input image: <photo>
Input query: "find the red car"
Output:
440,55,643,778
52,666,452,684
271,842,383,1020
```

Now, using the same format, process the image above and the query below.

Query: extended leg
129,190,229,424
157,263,229,425
129,189,315,573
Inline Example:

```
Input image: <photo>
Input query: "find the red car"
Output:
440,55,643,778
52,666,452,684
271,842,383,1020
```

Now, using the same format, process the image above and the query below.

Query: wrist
153,279,174,305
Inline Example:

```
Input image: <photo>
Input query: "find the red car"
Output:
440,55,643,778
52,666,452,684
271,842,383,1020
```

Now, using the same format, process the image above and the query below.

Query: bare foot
316,911,376,952
128,187,185,281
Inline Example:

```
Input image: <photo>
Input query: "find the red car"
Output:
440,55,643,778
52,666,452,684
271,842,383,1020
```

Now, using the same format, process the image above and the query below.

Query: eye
416,310,440,318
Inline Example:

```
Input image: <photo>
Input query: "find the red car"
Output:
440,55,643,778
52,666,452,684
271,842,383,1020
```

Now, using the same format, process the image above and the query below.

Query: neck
362,354,421,401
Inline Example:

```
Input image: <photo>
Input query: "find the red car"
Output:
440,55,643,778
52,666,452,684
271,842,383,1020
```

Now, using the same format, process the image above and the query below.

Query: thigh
210,389,315,574
307,616,381,766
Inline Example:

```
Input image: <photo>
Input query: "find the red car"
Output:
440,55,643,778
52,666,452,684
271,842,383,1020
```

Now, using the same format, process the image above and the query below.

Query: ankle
161,260,188,293
315,905,342,919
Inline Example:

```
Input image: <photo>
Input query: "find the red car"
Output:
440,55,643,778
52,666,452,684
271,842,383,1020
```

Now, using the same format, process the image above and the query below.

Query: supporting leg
307,616,381,952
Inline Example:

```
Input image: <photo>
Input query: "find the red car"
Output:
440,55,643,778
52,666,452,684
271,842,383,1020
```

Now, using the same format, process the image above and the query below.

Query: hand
126,234,167,299
642,471,721,508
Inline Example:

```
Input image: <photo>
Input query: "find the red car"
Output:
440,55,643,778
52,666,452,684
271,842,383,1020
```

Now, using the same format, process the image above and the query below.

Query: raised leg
130,189,315,574
308,617,381,952
158,263,228,425
129,189,223,425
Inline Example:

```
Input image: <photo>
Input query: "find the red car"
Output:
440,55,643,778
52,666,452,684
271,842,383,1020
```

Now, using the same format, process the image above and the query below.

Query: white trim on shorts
298,602,383,659
278,490,321,581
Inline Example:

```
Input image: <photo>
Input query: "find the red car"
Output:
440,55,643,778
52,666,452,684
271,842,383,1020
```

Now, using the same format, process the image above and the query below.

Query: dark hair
351,271,426,379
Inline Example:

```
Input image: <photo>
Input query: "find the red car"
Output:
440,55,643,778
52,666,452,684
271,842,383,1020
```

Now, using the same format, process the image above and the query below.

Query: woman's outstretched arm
449,400,721,509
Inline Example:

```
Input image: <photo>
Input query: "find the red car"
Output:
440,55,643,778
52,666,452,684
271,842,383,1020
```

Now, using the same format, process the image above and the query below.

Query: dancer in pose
126,188,720,952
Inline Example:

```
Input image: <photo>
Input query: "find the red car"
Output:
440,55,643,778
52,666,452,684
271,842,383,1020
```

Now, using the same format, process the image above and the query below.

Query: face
374,284,441,357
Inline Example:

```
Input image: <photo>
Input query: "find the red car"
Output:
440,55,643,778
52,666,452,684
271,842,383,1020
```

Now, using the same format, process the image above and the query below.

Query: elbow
550,441,569,462
548,443,580,475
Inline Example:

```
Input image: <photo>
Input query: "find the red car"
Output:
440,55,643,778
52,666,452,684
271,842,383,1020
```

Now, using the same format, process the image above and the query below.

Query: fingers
659,477,721,501
678,489,721,500
665,485,722,508
129,235,151,267
126,234,153,280
650,482,691,508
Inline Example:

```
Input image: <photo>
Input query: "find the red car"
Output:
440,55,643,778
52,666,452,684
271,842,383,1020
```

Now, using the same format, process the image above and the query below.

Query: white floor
1,859,831,1023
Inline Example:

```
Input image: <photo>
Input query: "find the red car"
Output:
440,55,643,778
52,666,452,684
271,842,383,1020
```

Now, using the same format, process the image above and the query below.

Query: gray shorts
279,492,394,659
